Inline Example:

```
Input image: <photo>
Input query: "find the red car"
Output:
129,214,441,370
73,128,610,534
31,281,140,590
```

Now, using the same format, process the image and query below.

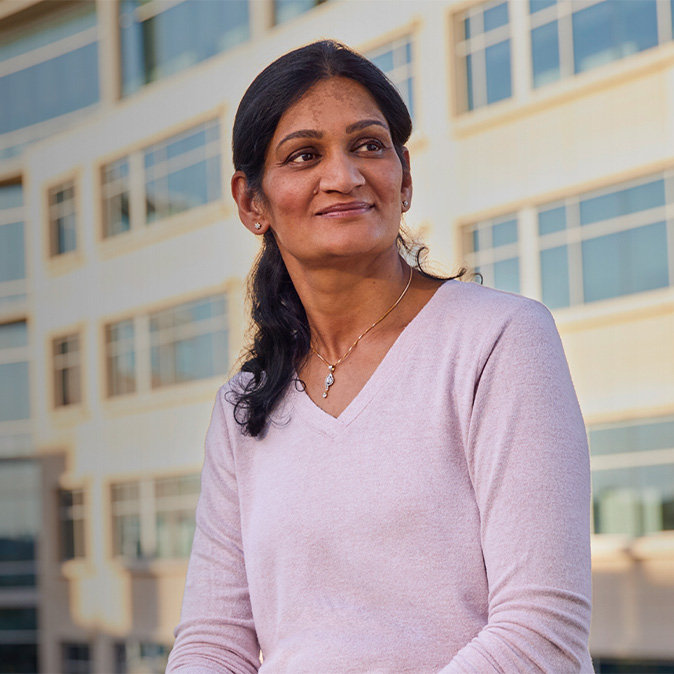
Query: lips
316,202,373,216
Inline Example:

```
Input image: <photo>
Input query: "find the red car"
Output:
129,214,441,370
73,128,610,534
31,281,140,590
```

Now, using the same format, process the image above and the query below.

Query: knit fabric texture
167,281,594,674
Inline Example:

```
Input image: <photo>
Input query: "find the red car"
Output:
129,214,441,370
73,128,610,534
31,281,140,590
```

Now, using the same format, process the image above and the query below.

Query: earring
402,200,409,208
254,222,262,230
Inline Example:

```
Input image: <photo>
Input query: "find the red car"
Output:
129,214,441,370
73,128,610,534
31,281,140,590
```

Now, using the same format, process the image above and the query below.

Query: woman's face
256,76,412,270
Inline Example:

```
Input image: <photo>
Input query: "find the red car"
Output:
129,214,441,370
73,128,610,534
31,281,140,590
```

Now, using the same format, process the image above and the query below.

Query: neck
284,249,411,361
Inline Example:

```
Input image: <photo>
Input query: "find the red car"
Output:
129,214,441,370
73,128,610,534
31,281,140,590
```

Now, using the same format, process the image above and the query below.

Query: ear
400,147,413,212
231,171,268,234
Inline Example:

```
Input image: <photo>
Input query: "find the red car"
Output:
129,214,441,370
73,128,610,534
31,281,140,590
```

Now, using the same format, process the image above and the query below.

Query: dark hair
230,40,448,437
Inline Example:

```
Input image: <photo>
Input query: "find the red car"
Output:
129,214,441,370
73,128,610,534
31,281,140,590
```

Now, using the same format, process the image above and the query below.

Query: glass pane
466,53,475,111
540,245,570,309
0,362,30,421
121,0,249,95
165,161,210,214
530,0,556,12
582,221,668,303
0,222,26,283
589,418,674,456
493,257,520,294
0,42,99,135
531,21,560,88
580,179,665,225
573,0,658,75
484,3,508,32
0,184,23,210
485,40,512,105
492,219,517,247
538,205,566,235
593,464,674,535
0,4,96,62
0,321,28,349
0,645,38,673
370,50,394,73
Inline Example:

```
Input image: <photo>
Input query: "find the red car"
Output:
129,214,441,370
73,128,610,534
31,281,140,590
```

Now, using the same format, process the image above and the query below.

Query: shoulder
431,280,557,343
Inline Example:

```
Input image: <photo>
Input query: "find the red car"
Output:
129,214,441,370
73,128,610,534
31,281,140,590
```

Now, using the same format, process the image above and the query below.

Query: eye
355,139,384,153
287,149,318,164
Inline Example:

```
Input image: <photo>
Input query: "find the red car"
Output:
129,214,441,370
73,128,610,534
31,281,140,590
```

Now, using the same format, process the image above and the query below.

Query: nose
319,150,365,193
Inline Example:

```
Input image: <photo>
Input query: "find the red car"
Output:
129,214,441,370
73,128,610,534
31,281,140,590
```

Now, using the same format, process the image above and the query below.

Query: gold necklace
310,265,413,399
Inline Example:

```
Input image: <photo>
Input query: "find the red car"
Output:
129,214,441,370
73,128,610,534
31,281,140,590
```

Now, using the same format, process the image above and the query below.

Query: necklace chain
310,265,413,398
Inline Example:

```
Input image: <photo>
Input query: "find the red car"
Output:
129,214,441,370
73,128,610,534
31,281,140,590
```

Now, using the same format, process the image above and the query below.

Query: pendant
322,366,335,398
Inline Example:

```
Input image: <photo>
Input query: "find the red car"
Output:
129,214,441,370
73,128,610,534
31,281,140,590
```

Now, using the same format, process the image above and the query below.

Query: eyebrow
276,119,389,151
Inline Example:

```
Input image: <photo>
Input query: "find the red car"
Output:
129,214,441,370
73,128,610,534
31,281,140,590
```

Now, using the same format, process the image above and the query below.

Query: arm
166,388,260,674
441,300,593,673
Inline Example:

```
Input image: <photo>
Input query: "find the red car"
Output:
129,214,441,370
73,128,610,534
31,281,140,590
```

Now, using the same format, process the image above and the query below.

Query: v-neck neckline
290,280,454,438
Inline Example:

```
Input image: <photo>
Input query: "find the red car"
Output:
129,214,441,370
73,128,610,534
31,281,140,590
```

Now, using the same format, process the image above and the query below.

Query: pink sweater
167,281,593,673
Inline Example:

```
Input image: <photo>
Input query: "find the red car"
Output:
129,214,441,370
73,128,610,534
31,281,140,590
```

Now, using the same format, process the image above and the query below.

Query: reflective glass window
572,0,658,75
485,40,512,104
590,417,674,537
155,475,200,558
115,641,170,674
106,320,136,397
540,246,570,309
120,0,249,96
0,222,25,283
367,36,415,119
579,179,665,226
0,322,30,423
62,643,91,674
48,181,77,256
0,184,22,210
531,21,560,88
149,295,228,388
530,0,556,12
0,461,40,589
538,205,566,235
274,0,326,24
458,1,512,111
144,120,221,223
0,644,38,673
0,3,98,150
581,221,668,303
464,216,520,294
111,482,142,559
102,158,130,238
52,334,81,407
59,489,85,560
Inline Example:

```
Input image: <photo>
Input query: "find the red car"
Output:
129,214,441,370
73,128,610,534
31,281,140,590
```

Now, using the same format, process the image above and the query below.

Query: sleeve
439,300,593,674
166,388,260,674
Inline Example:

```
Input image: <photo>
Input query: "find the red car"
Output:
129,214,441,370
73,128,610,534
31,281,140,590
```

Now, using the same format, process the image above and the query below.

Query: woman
167,41,593,673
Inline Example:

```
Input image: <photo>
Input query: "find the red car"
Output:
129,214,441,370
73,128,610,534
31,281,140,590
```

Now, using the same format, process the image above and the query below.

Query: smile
316,202,373,217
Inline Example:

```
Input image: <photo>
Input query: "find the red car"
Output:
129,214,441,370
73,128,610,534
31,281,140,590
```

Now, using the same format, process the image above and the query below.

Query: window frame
52,332,82,408
111,474,200,561
47,178,78,257
58,488,86,561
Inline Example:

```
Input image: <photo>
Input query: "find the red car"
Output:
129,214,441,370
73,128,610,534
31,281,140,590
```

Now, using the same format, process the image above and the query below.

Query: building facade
0,0,672,672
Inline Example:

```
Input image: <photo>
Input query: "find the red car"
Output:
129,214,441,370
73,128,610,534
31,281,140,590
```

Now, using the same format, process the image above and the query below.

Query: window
105,320,136,397
0,461,40,589
0,322,30,423
112,475,200,560
274,0,326,24
48,180,77,256
59,489,85,560
456,1,512,111
367,36,415,119
0,608,38,674
53,334,81,407
538,174,671,308
149,295,228,388
61,643,91,674
114,641,169,674
0,184,24,285
0,3,99,160
101,158,130,238
119,0,249,96
530,0,670,89
464,215,520,294
144,120,221,223
593,657,674,673
590,416,674,537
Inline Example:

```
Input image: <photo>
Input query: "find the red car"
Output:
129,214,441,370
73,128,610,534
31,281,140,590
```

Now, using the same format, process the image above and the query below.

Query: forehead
273,77,388,136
